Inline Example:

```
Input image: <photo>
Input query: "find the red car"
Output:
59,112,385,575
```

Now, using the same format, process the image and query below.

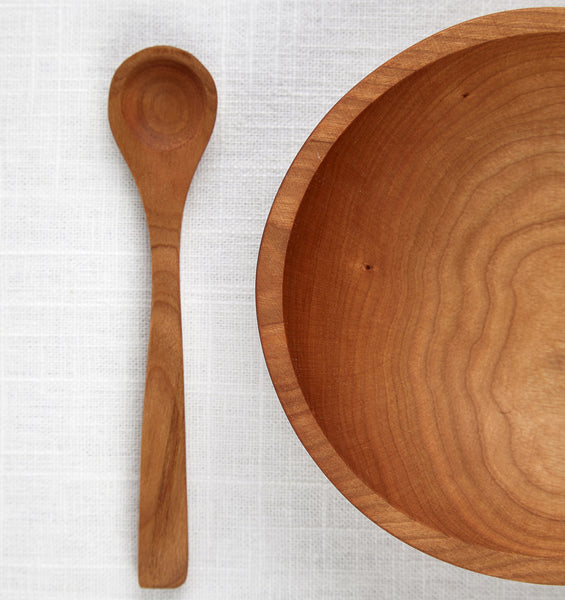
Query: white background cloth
2,0,565,598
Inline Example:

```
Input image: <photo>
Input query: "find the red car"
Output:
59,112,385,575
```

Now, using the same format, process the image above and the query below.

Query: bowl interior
283,32,565,558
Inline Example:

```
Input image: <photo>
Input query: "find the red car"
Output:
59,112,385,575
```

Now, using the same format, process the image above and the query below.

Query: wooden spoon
108,46,216,588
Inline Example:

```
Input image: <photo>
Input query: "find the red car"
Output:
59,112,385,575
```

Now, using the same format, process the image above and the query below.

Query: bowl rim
256,8,565,584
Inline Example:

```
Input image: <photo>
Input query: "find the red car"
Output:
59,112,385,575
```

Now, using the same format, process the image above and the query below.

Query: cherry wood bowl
256,9,565,584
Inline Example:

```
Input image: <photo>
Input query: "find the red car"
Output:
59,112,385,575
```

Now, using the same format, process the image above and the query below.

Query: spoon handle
138,227,187,588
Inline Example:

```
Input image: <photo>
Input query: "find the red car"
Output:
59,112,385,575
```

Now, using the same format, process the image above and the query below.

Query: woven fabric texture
1,0,564,598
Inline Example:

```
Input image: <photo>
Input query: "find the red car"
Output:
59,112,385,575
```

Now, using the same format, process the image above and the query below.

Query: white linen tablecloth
2,0,565,597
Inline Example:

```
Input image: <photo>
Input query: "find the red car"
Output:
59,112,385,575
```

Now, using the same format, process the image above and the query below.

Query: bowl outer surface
257,9,565,584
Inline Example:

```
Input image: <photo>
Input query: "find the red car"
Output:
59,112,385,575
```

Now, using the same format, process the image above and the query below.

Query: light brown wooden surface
108,46,216,588
257,9,565,584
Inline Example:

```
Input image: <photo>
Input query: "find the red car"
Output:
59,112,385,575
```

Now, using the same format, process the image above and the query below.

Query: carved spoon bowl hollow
256,9,565,584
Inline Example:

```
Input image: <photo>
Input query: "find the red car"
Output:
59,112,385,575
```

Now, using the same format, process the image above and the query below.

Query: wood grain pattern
108,46,216,588
257,9,565,583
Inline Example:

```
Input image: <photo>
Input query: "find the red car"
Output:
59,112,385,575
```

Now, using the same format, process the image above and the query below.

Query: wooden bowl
256,9,565,584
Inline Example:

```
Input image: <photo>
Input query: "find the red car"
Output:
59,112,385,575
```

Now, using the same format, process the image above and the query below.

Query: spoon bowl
121,58,205,151
109,46,216,589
